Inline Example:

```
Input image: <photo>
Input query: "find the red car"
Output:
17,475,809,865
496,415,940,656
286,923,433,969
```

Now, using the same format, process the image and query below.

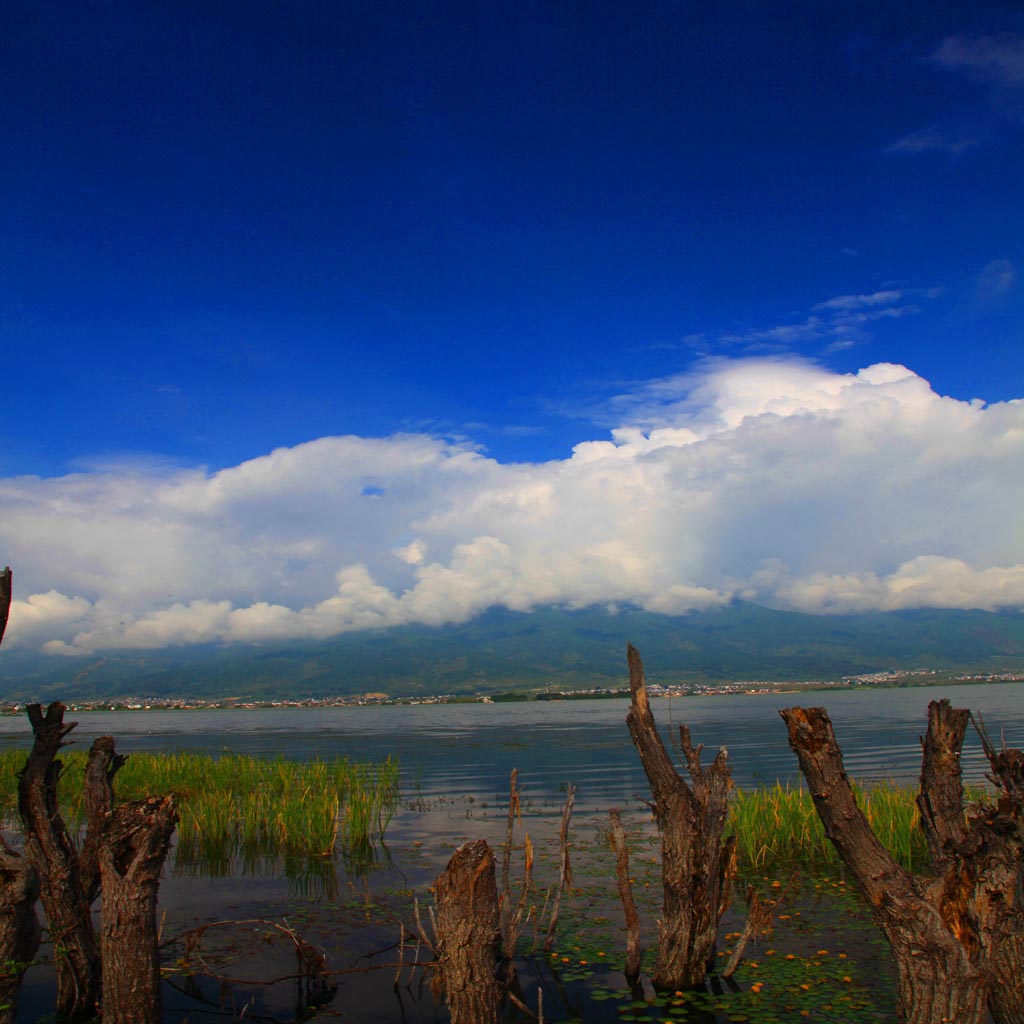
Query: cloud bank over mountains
4,358,1024,655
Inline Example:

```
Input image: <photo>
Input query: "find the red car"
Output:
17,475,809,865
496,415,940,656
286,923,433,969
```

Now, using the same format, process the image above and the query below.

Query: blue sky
2,2,1024,653
4,0,1022,473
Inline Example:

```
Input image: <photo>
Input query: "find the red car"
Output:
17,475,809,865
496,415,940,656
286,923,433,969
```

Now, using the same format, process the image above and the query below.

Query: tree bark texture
433,839,502,1024
81,736,128,905
18,702,100,1021
98,796,177,1024
0,843,41,1024
626,644,735,990
949,712,1024,1024
782,701,1024,1024
0,567,10,647
0,566,40,1024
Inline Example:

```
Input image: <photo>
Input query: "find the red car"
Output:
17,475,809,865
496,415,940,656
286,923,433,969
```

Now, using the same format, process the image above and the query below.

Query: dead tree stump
782,702,1024,1024
98,796,177,1024
0,567,11,646
944,711,1024,1024
625,645,736,990
18,702,100,1021
81,736,128,905
0,567,41,1024
0,841,41,1024
433,839,502,1024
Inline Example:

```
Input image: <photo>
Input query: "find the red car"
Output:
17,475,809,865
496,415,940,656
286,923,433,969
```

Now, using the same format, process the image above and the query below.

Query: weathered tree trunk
98,796,177,1024
0,843,41,1024
0,566,41,1024
950,715,1024,1024
782,702,1024,1024
625,645,736,990
0,566,11,646
81,736,128,904
18,702,100,1021
433,839,502,1024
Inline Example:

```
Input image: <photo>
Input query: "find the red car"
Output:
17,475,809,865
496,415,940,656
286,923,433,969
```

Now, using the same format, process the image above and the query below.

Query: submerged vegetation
0,748,400,863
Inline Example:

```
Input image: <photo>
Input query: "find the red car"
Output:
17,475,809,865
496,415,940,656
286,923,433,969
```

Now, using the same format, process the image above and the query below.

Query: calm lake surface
3,683,1022,820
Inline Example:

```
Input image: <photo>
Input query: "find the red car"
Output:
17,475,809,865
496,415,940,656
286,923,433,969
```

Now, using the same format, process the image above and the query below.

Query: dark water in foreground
1,682,1020,1022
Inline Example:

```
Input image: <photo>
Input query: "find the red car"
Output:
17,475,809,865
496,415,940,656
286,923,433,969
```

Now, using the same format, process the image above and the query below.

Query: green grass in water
0,748,400,863
730,781,940,872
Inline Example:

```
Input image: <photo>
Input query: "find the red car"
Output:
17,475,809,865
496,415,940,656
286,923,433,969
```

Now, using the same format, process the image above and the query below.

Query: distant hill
1,602,1024,701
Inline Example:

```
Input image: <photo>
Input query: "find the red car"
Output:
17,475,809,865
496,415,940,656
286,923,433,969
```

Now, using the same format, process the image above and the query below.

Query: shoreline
3,669,1022,715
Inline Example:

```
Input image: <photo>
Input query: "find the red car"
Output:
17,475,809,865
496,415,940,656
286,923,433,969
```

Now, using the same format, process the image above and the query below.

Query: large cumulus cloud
3,358,1024,654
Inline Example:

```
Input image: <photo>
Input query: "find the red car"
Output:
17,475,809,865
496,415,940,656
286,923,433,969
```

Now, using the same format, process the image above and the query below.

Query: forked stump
18,702,100,1021
0,568,40,1024
626,645,735,990
99,796,177,1024
782,703,1024,1024
433,839,502,1024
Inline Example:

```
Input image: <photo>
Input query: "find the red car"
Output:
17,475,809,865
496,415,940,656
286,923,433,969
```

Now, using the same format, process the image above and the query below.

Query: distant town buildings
2,668,1022,716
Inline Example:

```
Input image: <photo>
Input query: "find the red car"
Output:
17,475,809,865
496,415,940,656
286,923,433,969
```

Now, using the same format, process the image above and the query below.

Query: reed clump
729,781,928,872
0,748,399,863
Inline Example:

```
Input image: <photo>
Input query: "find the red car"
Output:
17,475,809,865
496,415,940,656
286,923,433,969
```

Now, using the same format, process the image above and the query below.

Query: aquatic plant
729,781,929,872
0,748,399,864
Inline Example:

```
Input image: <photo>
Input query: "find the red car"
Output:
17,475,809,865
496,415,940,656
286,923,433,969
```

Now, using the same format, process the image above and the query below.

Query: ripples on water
1,683,1021,823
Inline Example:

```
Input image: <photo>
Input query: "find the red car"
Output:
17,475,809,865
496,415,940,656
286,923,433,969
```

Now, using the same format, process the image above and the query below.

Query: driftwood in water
18,702,100,1021
782,701,1024,1024
608,808,641,986
433,839,503,1024
0,566,40,1024
98,795,178,1024
625,645,736,989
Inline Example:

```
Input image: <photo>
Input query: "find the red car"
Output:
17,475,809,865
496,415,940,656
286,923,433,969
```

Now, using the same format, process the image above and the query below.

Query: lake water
2,683,1021,820
3,683,1021,1022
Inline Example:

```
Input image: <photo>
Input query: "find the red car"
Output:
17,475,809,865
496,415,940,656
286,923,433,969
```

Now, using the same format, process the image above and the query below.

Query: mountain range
2,602,1024,701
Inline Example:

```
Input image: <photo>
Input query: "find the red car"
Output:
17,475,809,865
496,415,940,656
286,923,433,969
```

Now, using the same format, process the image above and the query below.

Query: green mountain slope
1,602,1023,701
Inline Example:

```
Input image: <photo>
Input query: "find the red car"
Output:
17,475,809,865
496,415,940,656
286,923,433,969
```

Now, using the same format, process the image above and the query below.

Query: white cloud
776,557,1024,614
888,33,1024,157
930,34,1024,86
717,289,929,354
394,539,428,565
4,358,1024,653
812,291,904,312
885,127,980,156
976,258,1016,300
